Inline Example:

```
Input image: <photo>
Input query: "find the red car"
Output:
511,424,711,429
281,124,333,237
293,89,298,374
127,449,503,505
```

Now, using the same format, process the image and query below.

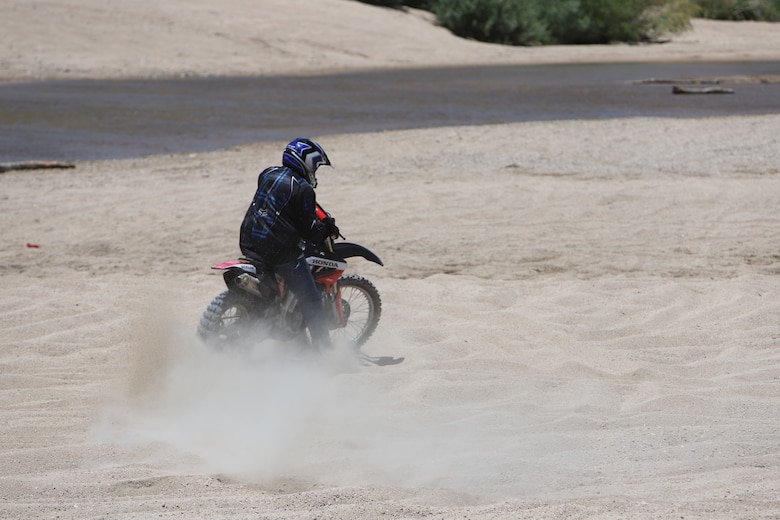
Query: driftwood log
672,85,735,95
0,161,76,173
635,75,780,85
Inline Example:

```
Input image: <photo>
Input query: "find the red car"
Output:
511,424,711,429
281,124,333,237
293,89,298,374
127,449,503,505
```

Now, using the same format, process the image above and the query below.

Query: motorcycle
197,206,383,350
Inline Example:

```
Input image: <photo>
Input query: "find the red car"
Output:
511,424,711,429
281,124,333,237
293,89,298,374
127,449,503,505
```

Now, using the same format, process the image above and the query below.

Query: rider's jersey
239,166,326,265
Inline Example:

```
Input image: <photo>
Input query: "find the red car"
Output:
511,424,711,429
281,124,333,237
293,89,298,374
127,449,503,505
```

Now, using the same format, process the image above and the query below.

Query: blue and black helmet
282,138,331,187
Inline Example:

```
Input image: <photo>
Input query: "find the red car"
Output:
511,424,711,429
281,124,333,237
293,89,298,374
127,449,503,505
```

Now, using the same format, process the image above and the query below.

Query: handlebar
316,203,344,243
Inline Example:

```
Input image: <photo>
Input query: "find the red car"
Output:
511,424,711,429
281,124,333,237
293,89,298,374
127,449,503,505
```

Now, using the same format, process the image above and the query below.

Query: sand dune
3,0,780,81
1,1,780,518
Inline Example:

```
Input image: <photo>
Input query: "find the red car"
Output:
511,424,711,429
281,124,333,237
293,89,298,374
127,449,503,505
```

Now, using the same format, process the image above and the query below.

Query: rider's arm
294,182,333,245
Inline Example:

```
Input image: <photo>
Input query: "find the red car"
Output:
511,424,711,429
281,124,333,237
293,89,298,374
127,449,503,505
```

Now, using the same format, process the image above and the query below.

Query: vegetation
443,0,699,45
696,0,780,20
354,0,779,45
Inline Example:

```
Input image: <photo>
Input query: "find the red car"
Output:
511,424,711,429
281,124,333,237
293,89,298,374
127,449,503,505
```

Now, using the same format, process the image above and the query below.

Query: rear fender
211,260,256,272
211,260,258,290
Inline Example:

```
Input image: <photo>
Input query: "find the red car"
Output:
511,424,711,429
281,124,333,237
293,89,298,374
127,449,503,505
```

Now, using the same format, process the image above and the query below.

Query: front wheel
332,274,382,348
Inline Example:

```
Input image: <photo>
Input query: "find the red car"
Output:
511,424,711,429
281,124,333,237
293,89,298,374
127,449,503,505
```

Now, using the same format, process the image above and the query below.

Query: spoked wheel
197,290,262,347
331,274,382,348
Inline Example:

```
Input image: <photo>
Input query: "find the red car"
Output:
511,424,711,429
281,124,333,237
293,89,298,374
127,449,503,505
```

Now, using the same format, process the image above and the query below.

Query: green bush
432,0,549,45
430,0,697,45
352,0,778,46
695,0,780,20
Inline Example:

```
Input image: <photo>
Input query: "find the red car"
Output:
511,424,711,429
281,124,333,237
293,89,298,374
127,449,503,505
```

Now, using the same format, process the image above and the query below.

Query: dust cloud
93,322,546,498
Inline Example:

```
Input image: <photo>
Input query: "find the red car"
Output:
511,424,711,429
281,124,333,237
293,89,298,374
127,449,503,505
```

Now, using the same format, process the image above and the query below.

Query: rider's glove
323,216,340,239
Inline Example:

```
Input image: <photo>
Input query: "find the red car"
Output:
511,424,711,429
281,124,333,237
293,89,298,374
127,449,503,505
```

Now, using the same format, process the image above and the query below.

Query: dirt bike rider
239,138,339,350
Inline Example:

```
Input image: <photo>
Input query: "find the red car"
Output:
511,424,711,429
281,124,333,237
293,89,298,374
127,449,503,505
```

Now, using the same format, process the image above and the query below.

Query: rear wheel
331,274,382,348
197,290,263,347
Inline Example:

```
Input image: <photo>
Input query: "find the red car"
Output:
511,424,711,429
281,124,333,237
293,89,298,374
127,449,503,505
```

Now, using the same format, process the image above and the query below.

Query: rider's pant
274,256,332,350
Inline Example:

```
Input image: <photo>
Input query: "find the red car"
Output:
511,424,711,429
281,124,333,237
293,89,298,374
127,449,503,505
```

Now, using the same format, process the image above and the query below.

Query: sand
1,1,780,518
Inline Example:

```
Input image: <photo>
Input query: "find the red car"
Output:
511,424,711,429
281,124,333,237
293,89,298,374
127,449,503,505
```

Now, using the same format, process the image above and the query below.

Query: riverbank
2,1,780,82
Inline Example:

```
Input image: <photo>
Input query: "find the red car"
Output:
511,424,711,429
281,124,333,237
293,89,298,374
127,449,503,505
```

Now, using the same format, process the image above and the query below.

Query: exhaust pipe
235,272,266,297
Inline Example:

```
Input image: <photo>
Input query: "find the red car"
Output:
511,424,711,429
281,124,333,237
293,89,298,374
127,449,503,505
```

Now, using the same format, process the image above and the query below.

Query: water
1,61,778,162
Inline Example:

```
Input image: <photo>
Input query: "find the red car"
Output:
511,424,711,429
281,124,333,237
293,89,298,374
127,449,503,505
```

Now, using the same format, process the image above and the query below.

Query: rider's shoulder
260,165,289,177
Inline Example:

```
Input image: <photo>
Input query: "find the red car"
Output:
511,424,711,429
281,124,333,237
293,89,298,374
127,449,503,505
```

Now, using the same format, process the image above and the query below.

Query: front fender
333,242,384,266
